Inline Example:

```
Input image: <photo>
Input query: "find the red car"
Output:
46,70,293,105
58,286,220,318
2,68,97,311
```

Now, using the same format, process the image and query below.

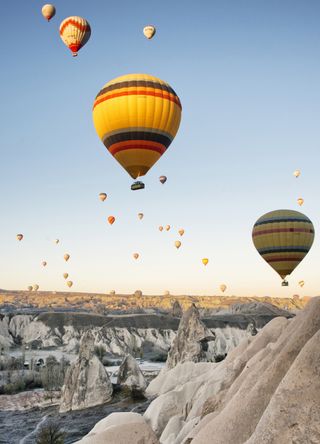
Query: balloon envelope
92,74,182,180
298,280,305,287
159,175,167,184
297,198,304,206
293,170,301,178
54,239,59,244
66,281,73,288
42,261,47,267
108,216,115,225
63,273,69,279
143,25,156,39
27,286,33,292
42,4,56,21
159,226,163,232
166,225,170,231
16,234,23,241
138,213,144,220
178,229,184,236
33,284,39,291
64,254,70,262
175,240,181,249
99,193,107,201
220,284,227,293
133,253,139,259
202,258,209,266
59,16,91,56
252,209,315,280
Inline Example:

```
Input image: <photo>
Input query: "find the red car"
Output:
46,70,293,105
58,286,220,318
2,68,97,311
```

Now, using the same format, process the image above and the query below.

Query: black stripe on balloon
96,81,178,98
103,131,172,148
254,218,313,227
258,247,309,255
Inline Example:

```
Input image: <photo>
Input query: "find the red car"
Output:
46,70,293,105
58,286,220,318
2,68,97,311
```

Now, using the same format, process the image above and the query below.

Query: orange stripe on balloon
60,19,90,35
93,90,182,110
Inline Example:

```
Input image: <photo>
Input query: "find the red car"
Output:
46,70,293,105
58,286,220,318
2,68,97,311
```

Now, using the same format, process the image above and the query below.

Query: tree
41,355,64,401
36,420,65,444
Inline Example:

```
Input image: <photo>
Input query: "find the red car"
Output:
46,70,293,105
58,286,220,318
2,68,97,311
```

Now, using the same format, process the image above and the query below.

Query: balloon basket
281,280,289,287
131,181,145,191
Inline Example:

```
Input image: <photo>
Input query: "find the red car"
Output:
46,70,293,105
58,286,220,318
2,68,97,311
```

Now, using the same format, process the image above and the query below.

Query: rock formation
172,300,183,318
117,354,147,398
59,330,112,412
166,304,215,369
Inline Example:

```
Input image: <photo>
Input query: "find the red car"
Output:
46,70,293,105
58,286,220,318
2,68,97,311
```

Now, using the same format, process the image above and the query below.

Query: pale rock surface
117,353,147,393
166,304,215,369
59,330,112,412
74,412,159,444
172,300,183,317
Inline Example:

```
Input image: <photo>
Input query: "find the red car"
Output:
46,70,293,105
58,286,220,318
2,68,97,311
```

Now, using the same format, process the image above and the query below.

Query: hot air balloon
16,234,23,241
63,273,69,279
99,193,107,202
220,284,227,293
166,225,171,231
293,170,301,178
41,4,56,21
33,284,39,291
159,175,167,184
298,280,305,287
202,258,209,266
143,25,156,39
178,229,184,236
27,286,33,292
42,261,47,267
92,74,182,190
297,198,304,206
138,213,144,220
252,209,315,285
59,16,91,57
175,241,181,249
133,253,139,260
54,239,59,244
159,226,163,232
64,253,70,262
66,281,73,288
108,216,115,225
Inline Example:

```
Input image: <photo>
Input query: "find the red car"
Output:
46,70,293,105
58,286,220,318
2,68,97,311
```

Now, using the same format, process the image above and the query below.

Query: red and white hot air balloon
59,16,91,57
41,4,56,21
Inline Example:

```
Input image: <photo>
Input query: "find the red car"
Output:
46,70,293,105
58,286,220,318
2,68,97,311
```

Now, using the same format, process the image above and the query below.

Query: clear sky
0,0,320,297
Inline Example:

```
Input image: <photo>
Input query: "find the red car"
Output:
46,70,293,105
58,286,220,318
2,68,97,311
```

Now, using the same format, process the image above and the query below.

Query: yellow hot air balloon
293,170,301,178
41,4,56,21
59,16,91,57
202,258,209,266
66,281,73,288
143,25,156,39
175,241,181,249
92,74,182,190
220,284,227,293
138,213,144,220
64,253,70,262
16,234,23,241
33,284,39,291
42,261,47,267
297,197,304,206
133,253,139,260
159,226,163,232
63,273,69,279
252,209,315,285
27,286,33,292
178,229,184,236
166,225,171,231
298,280,305,287
99,193,107,202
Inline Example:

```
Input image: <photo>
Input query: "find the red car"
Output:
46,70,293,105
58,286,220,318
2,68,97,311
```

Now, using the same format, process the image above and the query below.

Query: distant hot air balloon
66,281,73,288
16,234,23,241
63,273,69,279
59,16,91,57
297,197,304,206
175,241,181,249
42,261,47,267
92,74,182,190
298,280,305,287
33,284,39,291
138,213,144,220
202,258,209,266
166,225,171,231
159,175,167,184
133,253,139,260
178,229,184,236
54,239,59,244
64,253,70,262
293,170,301,178
108,216,115,225
159,226,164,232
41,4,56,21
99,193,107,202
252,209,315,285
27,286,33,292
220,284,227,293
143,25,156,39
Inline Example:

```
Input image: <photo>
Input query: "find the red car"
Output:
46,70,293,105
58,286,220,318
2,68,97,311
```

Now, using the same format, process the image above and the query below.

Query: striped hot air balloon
252,209,315,284
92,74,182,188
59,16,91,57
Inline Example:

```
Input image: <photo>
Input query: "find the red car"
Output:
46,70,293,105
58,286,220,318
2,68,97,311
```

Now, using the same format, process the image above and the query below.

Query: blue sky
0,0,320,296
